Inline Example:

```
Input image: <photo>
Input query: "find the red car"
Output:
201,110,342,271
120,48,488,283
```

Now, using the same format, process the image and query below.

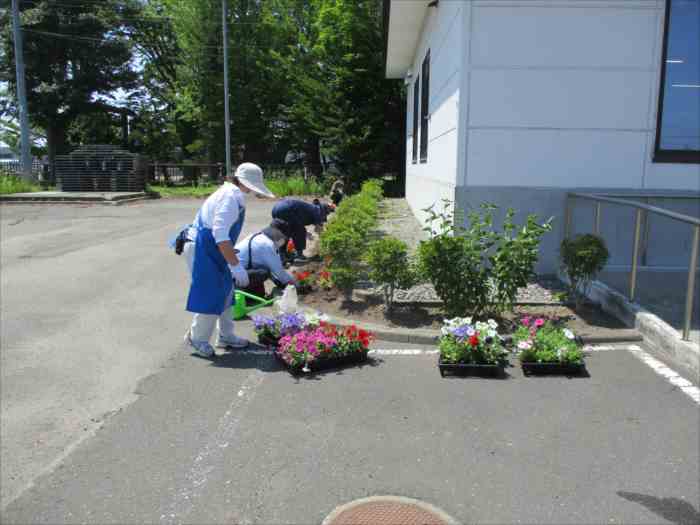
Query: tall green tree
312,0,404,183
0,0,141,164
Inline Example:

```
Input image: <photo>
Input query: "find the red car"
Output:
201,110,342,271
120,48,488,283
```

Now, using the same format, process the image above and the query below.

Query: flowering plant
317,269,333,290
277,327,338,369
293,270,313,287
252,312,307,341
438,317,508,365
275,321,373,372
513,317,583,364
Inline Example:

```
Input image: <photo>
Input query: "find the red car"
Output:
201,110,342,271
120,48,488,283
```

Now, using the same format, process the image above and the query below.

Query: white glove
230,264,249,288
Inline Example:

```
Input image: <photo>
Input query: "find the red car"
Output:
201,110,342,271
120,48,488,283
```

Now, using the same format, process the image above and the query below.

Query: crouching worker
235,219,296,298
271,198,334,262
178,162,275,358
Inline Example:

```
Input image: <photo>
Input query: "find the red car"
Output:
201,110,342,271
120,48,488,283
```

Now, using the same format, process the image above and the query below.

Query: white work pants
183,241,236,344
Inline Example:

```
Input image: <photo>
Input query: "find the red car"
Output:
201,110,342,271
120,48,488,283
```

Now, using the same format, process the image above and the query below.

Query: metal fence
565,192,700,341
55,145,146,192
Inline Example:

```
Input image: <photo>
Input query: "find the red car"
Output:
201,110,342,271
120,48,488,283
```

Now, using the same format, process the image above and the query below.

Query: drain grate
323,496,458,525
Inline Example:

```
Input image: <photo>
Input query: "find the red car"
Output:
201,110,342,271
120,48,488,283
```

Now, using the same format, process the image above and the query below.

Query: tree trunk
46,122,67,188
303,136,321,176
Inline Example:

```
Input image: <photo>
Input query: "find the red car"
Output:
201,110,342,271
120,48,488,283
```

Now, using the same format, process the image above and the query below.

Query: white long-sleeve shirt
187,182,245,243
235,233,295,285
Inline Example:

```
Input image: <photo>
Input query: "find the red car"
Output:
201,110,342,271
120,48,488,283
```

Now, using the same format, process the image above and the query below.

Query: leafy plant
491,209,553,312
364,237,416,310
560,234,610,308
0,174,41,195
320,179,383,292
513,318,583,365
417,200,551,317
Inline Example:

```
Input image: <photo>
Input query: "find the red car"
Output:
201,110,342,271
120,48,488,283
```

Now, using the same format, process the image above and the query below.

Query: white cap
234,163,275,198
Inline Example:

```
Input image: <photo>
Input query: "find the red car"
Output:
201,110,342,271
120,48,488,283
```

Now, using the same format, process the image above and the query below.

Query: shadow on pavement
617,491,700,525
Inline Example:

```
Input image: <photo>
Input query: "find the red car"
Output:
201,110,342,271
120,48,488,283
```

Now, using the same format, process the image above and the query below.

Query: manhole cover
323,496,458,525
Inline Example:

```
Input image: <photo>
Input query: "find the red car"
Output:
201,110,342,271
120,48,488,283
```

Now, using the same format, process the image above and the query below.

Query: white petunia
563,328,575,340
487,319,499,329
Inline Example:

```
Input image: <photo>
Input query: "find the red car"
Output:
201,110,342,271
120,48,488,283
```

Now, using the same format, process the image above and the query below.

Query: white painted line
583,345,626,352
159,370,265,524
627,346,699,405
240,349,440,356
370,349,439,356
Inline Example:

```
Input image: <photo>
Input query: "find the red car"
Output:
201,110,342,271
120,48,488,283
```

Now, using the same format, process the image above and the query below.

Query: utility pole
11,0,32,180
222,0,232,179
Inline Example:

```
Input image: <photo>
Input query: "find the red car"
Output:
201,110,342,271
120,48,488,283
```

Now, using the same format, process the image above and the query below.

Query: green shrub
0,173,41,194
560,234,609,308
490,209,553,312
417,200,551,317
320,179,383,291
364,237,416,309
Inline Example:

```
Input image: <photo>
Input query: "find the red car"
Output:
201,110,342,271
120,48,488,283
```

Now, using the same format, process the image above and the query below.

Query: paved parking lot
1,201,698,524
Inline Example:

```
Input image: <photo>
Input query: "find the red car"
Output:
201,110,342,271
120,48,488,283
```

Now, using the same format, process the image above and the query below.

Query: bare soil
295,273,626,337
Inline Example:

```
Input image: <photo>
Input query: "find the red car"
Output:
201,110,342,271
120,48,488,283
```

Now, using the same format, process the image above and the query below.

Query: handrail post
564,195,572,240
594,202,601,236
683,225,699,341
629,209,643,302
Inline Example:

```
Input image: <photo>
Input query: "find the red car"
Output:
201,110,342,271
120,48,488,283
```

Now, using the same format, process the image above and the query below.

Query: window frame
419,50,430,163
412,75,420,164
653,0,700,164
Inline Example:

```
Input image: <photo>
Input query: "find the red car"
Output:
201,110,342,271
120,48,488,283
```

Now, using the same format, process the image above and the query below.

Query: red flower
287,239,295,253
469,335,479,348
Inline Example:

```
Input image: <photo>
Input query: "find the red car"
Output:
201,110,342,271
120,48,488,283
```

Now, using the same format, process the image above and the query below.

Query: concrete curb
586,278,699,381
0,192,151,205
313,313,643,346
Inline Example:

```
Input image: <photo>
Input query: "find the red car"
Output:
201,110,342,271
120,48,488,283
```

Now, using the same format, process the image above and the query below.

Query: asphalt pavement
0,198,275,510
1,200,699,525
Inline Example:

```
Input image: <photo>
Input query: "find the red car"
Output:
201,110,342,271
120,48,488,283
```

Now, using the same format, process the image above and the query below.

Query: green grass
149,175,327,199
0,174,42,194
148,184,218,198
265,175,326,197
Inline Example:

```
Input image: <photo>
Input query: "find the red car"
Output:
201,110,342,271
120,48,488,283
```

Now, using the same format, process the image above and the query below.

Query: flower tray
438,359,506,378
275,350,369,375
521,362,586,376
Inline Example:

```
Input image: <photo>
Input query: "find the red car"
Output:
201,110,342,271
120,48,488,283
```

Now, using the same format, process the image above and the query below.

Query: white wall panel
428,75,460,139
471,5,657,69
467,129,647,188
469,69,653,130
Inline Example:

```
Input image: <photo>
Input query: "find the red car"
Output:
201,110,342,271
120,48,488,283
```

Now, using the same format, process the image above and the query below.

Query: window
412,76,420,164
420,50,430,163
655,0,700,163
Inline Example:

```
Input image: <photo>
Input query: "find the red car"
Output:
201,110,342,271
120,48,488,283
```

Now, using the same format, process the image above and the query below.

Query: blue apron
185,207,246,315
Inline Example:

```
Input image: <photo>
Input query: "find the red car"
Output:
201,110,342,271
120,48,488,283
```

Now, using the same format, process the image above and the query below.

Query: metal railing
566,192,700,341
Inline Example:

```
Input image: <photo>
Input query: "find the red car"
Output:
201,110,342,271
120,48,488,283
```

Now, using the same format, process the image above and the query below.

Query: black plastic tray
521,361,586,376
438,359,507,378
257,333,280,347
275,350,369,375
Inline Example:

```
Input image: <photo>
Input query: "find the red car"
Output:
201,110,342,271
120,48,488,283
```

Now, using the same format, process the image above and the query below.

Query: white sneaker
184,330,216,358
216,334,249,349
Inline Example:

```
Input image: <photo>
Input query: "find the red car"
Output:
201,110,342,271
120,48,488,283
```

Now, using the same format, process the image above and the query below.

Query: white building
384,0,700,273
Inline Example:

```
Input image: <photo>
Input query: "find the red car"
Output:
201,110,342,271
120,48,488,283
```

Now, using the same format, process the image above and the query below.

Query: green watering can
232,290,276,320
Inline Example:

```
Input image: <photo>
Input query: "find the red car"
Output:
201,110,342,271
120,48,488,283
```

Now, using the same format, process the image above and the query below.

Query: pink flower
521,316,531,327
534,318,545,328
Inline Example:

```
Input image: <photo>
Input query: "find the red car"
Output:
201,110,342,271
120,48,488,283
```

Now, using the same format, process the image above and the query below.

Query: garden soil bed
297,282,627,339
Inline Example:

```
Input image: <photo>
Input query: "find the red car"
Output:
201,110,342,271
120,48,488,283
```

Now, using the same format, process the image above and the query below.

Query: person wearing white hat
176,162,276,358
